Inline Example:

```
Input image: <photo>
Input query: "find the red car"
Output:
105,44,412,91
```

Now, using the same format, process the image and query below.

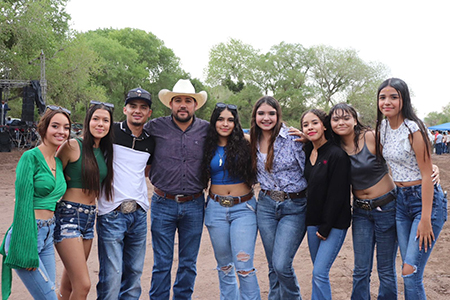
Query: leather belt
261,189,307,202
154,187,203,203
353,192,395,211
209,190,254,207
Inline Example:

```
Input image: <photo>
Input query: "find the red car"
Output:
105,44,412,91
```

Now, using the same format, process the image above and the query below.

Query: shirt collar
278,124,289,139
119,121,149,139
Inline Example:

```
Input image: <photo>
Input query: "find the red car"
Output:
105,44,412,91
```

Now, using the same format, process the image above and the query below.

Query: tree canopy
3,1,441,128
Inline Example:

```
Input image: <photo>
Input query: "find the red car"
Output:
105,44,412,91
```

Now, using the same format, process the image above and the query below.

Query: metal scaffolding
0,50,46,102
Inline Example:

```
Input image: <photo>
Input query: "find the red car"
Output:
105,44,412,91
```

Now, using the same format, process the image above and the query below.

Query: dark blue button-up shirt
144,116,209,195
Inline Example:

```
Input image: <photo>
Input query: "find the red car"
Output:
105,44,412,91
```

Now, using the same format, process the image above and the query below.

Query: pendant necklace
219,152,224,167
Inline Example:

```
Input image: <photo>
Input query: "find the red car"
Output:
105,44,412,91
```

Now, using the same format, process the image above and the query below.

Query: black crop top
349,138,389,190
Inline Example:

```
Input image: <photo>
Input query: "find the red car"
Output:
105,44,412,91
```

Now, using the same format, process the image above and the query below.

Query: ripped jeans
5,218,58,300
53,200,96,243
205,196,261,300
396,184,447,300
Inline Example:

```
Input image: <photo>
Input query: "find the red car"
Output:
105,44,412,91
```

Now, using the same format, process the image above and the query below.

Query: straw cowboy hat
158,79,207,109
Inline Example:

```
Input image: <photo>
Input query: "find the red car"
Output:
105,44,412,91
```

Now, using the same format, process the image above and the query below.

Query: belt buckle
271,190,285,202
121,201,137,213
356,199,372,210
174,195,187,203
218,195,234,207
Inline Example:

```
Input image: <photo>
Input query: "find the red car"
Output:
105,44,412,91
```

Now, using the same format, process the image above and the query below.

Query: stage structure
0,51,47,151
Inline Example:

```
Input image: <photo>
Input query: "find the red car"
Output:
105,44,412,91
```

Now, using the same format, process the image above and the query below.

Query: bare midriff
210,182,252,197
61,188,97,205
353,173,396,200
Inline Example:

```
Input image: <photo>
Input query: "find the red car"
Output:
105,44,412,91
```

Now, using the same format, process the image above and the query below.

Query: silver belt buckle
218,195,234,207
174,195,187,203
271,190,285,202
121,200,137,213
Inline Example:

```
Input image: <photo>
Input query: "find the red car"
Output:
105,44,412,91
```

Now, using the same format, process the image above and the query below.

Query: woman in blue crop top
1,107,71,300
375,78,447,300
54,102,114,300
250,96,307,300
201,103,261,299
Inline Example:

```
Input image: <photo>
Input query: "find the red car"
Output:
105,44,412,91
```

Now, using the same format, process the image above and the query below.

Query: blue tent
428,122,450,131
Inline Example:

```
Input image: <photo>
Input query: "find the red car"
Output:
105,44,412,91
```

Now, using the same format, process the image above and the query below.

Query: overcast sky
66,0,450,120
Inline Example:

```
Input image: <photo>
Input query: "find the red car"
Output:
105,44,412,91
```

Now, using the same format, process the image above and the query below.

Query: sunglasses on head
216,103,237,110
46,105,71,115
127,91,151,101
90,100,115,110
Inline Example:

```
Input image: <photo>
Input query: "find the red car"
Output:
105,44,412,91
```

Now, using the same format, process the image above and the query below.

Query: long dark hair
329,103,370,153
81,104,114,201
375,78,431,159
201,106,255,186
250,96,283,173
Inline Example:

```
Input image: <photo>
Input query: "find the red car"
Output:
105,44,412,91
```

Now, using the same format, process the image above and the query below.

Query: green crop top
1,147,66,299
64,138,107,189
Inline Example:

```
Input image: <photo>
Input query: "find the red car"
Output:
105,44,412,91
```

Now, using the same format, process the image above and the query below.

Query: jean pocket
245,198,257,212
290,197,307,212
378,200,396,212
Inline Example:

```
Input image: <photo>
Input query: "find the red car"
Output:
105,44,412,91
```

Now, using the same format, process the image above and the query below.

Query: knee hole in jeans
402,263,416,276
236,251,250,262
237,268,256,277
219,264,233,275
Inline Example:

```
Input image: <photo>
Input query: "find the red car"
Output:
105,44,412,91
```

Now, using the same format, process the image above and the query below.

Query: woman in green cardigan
1,107,71,300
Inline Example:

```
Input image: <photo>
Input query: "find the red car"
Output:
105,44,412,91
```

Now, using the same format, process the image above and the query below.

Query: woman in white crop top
375,78,447,300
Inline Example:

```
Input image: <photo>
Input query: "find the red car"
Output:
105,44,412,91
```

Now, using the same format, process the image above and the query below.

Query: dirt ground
1,149,450,299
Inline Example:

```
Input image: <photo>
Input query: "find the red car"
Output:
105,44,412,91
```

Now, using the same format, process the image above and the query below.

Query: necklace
218,152,224,167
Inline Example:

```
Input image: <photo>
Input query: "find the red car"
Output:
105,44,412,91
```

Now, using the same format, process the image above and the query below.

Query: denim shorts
54,200,96,243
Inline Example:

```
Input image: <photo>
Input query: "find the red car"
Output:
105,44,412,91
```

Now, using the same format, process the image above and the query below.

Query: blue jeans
150,193,205,300
351,192,398,300
205,196,261,300
256,191,307,300
435,143,443,155
96,207,147,300
5,218,58,300
307,226,347,300
396,184,447,300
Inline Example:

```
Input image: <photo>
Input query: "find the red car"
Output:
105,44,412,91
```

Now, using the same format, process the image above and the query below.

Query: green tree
309,45,375,110
206,38,259,90
0,0,70,80
425,103,450,126
82,28,187,121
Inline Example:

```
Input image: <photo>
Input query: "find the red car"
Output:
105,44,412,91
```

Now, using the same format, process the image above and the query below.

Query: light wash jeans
256,191,307,300
205,196,261,300
150,193,205,300
351,191,398,300
96,207,147,300
5,218,58,300
307,226,347,300
396,184,447,300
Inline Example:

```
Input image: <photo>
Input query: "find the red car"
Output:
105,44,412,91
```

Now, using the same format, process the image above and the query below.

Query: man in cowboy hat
96,87,155,299
144,79,209,299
